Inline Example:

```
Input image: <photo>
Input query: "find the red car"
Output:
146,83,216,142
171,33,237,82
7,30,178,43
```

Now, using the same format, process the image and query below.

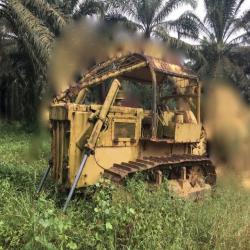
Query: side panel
68,110,90,187
140,141,187,158
51,104,200,188
175,124,201,142
67,105,142,187
50,105,69,185
78,146,140,186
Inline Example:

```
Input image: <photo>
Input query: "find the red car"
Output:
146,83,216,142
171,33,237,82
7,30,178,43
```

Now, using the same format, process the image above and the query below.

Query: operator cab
74,53,202,144
140,77,201,143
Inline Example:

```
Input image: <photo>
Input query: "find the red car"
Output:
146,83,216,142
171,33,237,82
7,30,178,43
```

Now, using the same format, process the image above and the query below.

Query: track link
104,154,216,185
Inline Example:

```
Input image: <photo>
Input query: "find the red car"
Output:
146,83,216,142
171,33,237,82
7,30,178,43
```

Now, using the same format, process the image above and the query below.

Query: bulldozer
37,53,216,211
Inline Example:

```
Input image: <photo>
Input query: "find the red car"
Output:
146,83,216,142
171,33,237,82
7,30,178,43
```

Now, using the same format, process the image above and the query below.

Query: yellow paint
49,54,206,189
175,124,202,142
65,102,143,187
79,146,140,186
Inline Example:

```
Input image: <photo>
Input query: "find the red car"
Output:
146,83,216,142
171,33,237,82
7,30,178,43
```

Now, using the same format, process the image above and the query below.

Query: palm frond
73,0,104,20
110,0,198,38
155,27,203,60
203,0,223,41
104,13,143,31
62,0,80,15
240,10,250,28
223,0,248,39
204,0,244,42
154,0,197,24
228,31,250,45
224,12,250,43
5,0,54,69
163,11,202,40
139,0,162,27
234,0,246,15
21,0,66,34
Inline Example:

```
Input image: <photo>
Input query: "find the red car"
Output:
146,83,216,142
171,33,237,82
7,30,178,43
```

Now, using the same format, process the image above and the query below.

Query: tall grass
0,122,249,249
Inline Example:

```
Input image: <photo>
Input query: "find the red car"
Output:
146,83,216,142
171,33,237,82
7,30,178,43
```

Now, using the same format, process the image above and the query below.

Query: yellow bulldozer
37,53,216,212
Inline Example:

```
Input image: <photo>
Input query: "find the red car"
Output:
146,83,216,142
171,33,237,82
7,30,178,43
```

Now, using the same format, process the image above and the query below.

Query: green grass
0,122,249,250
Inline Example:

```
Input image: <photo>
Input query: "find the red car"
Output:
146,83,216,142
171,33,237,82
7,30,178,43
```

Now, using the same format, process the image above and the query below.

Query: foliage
0,0,105,121
0,123,249,249
181,0,250,101
22,0,66,35
71,0,105,20
105,0,198,38
0,0,249,120
0,19,41,121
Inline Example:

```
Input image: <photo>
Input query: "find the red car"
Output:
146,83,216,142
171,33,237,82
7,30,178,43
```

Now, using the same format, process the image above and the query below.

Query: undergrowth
0,122,249,249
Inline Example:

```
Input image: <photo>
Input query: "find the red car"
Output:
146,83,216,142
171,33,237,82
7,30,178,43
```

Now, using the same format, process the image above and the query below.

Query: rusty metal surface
79,53,198,87
104,154,215,184
56,52,199,102
144,55,196,79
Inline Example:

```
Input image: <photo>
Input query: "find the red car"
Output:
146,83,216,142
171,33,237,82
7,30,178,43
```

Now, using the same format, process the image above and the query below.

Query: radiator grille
51,121,69,184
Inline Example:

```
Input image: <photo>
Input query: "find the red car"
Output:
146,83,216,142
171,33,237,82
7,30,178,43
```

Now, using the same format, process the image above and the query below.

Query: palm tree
105,0,198,38
21,0,66,35
0,0,105,121
0,19,37,120
0,0,55,74
179,0,250,96
228,45,250,100
0,0,105,73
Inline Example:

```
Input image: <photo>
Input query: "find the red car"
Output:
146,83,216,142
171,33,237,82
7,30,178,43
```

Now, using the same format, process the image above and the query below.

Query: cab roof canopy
79,53,198,88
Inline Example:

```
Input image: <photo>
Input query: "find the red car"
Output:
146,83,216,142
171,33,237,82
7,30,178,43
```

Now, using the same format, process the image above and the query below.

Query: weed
0,122,249,249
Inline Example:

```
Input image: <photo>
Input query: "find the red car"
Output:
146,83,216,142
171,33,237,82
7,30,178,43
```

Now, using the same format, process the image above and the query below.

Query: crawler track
104,154,216,186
